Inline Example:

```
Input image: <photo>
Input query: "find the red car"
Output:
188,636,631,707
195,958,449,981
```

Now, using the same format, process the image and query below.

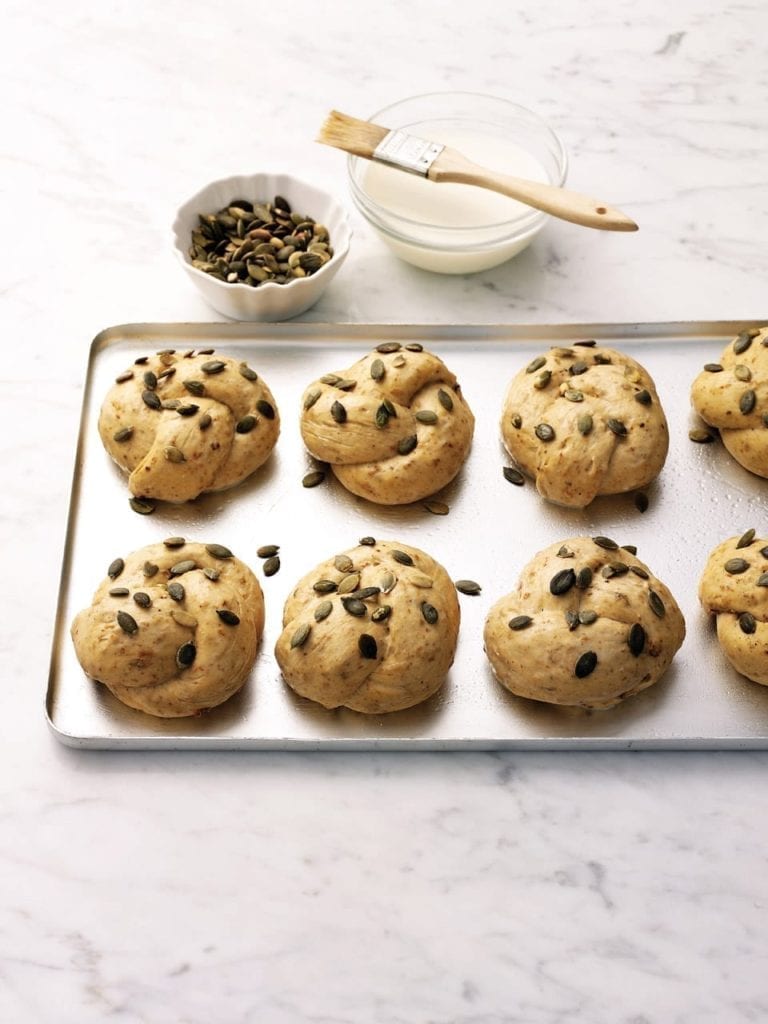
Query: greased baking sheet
47,322,768,749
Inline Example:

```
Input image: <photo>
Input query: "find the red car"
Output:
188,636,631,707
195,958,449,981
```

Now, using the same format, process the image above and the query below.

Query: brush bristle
316,110,389,159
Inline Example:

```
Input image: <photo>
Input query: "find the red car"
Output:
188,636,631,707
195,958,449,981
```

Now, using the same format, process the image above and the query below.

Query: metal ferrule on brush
372,130,444,176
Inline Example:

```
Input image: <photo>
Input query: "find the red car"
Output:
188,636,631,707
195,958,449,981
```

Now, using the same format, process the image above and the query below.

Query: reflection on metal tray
46,322,768,749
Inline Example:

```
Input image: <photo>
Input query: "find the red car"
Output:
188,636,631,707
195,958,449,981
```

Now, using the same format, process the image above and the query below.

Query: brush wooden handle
429,148,638,232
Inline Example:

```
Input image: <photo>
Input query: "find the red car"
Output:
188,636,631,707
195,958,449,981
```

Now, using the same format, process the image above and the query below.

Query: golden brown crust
70,541,264,717
99,350,280,502
501,344,668,508
299,345,474,505
275,540,460,713
691,326,768,477
699,531,768,685
483,536,685,710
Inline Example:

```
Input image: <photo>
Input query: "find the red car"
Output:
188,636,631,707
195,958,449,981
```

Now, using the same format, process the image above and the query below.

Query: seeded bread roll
275,539,460,713
99,349,280,502
483,536,685,710
501,343,669,508
690,326,768,477
299,344,475,505
70,540,264,717
699,530,768,686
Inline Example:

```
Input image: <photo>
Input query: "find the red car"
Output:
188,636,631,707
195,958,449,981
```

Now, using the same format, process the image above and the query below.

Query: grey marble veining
3,0,768,1020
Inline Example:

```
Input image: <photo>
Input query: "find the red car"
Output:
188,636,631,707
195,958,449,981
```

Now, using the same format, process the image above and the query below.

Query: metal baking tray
47,321,768,749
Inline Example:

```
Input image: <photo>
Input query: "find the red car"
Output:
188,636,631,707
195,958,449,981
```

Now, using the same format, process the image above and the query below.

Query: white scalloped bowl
172,172,351,321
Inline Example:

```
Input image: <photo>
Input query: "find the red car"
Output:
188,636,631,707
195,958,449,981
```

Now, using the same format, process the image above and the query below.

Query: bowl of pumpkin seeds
172,172,351,321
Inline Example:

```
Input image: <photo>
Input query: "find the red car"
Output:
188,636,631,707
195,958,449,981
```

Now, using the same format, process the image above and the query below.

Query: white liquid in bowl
360,127,552,273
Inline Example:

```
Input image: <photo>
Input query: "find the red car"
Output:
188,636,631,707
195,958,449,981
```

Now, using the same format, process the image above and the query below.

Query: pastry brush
317,109,638,232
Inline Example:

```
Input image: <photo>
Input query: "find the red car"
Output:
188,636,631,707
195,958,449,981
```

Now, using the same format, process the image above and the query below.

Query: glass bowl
347,92,567,274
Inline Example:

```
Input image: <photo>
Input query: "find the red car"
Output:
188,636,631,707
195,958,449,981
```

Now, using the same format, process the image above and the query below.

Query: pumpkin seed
314,601,333,622
415,410,438,424
550,568,576,595
199,413,212,430
648,589,666,617
129,497,154,516
557,545,574,558
634,389,652,405
630,565,649,580
257,545,279,558
409,572,434,588
689,428,715,443
358,634,378,659
455,579,481,596
405,342,423,352
421,602,439,625
331,400,347,424
602,562,629,579
564,389,584,402
164,445,186,463
177,404,199,417
352,587,381,601
737,529,756,549
256,400,275,420
574,340,597,347
201,360,226,375
511,414,522,429
337,573,361,595
113,427,133,442
142,390,161,410
607,418,628,437
398,434,418,455
117,610,138,635
593,353,612,365
164,536,186,548
263,556,280,577
109,587,129,597
376,342,401,353
161,399,181,411
577,413,593,436
133,592,151,608
579,609,598,625
574,651,598,678
569,361,588,376
170,559,197,576
303,388,321,410
380,571,396,594
235,415,257,434
593,536,619,550
725,557,750,574
392,550,414,566
143,561,159,577
757,573,768,587
526,356,546,374
115,370,134,383
628,623,646,657
217,609,240,626
321,374,341,386
739,611,757,634
372,605,392,623
634,491,649,513
239,364,258,381
576,567,593,589
533,370,551,389
107,558,125,580
342,597,366,617
206,543,233,559
290,623,311,649
535,423,555,442
437,389,454,412
313,580,338,593
334,554,354,573
704,363,723,373
423,500,449,515
203,568,220,581
503,466,525,486
134,356,149,365
370,358,386,381
174,641,195,669
565,610,579,631
622,545,638,555
143,370,157,390
733,332,753,355
740,390,756,415
359,536,376,546
508,614,533,630
761,547,768,558
734,364,752,382
302,470,326,488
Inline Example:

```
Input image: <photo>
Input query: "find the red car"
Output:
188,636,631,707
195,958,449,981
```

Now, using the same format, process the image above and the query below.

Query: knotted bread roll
484,536,685,710
275,539,460,713
501,343,668,507
71,540,264,717
99,349,280,502
690,326,768,477
699,529,768,685
300,343,474,505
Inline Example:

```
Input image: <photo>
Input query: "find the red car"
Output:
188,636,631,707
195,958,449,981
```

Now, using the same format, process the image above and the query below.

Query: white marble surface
3,0,768,1020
